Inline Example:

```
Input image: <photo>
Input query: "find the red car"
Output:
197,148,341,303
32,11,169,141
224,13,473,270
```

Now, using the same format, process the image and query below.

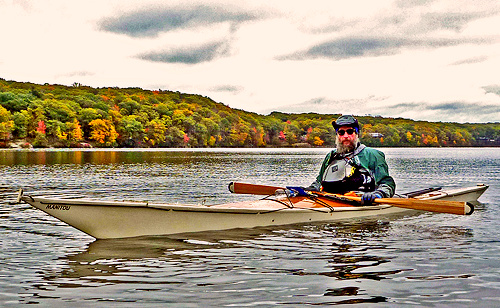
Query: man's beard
336,135,359,154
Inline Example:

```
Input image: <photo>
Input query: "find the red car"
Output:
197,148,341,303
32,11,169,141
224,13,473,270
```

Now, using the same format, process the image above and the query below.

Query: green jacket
310,144,396,197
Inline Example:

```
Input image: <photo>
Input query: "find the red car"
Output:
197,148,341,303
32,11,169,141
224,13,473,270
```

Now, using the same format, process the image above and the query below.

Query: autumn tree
32,120,48,147
89,119,118,146
145,119,167,146
67,119,84,142
1,78,499,148
0,105,14,141
78,108,102,138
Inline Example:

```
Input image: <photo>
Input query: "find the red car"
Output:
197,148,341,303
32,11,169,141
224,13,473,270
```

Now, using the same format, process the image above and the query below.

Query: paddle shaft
228,182,474,215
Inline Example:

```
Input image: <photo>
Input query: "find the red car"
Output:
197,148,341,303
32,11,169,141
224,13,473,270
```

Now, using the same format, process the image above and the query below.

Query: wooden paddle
228,182,285,196
228,182,474,215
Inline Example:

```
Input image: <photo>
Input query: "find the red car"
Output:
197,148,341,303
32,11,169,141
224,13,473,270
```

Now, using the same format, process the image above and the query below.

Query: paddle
228,182,474,215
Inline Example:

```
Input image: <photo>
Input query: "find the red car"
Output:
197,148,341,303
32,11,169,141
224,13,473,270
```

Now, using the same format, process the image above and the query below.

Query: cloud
419,11,492,32
260,96,373,115
377,101,500,123
383,4,499,35
300,2,498,38
278,36,490,61
374,102,500,123
450,56,489,65
395,0,435,8
99,4,262,37
137,41,230,64
60,71,95,77
483,84,500,96
260,97,500,123
287,37,405,60
210,85,243,93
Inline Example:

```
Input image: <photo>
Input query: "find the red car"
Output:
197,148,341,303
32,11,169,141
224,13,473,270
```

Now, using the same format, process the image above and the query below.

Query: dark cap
332,115,359,130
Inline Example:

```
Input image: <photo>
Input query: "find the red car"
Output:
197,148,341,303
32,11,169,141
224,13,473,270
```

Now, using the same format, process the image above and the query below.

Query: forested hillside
0,78,499,148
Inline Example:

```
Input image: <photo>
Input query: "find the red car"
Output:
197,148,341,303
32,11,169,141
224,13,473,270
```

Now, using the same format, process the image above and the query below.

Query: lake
1,147,499,307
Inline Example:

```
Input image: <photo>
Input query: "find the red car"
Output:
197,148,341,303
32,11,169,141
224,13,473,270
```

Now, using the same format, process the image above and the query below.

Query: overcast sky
1,0,499,123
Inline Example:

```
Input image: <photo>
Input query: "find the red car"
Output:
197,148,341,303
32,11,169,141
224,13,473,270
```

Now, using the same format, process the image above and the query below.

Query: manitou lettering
46,204,71,211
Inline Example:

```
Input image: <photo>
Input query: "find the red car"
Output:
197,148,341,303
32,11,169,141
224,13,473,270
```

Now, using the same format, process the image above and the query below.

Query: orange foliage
89,119,118,145
37,120,46,135
68,119,83,141
313,136,324,146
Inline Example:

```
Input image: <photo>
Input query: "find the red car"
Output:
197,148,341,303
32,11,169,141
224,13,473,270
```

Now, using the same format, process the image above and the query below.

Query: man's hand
361,191,383,205
286,186,310,196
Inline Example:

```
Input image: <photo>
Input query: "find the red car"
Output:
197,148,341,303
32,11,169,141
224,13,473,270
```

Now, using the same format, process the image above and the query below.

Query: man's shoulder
324,149,336,160
360,145,380,152
358,145,385,157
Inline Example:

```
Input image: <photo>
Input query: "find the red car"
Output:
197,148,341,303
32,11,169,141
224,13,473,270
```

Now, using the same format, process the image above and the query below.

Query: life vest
320,145,375,194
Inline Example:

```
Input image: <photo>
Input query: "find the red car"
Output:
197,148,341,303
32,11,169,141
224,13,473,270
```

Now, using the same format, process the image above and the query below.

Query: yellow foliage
313,136,324,146
406,131,412,141
0,105,14,140
56,126,68,140
208,135,216,146
67,119,83,141
89,119,118,145
145,119,166,146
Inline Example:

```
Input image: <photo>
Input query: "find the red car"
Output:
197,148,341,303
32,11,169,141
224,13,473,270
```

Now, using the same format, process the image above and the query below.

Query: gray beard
336,135,359,154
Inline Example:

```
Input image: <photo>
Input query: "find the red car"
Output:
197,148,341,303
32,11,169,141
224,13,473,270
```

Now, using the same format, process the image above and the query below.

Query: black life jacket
320,146,375,194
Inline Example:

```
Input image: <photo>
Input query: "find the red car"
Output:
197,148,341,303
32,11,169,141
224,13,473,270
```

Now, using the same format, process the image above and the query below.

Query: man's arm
360,148,396,198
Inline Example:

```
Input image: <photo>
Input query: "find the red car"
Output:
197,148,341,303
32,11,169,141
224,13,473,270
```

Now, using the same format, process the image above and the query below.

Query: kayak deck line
30,195,388,214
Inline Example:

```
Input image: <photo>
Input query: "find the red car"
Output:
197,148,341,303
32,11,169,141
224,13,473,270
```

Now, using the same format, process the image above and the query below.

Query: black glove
304,185,320,192
361,191,383,205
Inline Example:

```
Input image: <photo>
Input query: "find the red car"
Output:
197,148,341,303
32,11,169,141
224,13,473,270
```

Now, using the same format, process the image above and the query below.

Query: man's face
336,125,358,153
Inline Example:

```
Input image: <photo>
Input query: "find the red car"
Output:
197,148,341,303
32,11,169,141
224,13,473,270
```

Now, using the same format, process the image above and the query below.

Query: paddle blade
377,198,474,215
228,182,285,195
335,194,474,215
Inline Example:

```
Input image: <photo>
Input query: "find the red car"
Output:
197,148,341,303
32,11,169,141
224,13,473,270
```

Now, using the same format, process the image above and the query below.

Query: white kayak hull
20,184,488,239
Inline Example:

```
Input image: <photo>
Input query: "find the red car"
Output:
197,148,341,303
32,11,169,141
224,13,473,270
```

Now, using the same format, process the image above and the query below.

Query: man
307,115,395,205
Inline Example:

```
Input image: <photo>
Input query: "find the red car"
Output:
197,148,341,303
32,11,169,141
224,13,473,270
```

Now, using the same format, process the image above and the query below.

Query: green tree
118,98,140,115
164,126,186,147
78,108,102,138
0,92,31,111
42,98,79,122
117,115,145,142
12,111,28,138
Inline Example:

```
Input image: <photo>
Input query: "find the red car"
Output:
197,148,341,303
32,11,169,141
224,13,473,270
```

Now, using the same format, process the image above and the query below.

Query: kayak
17,184,488,239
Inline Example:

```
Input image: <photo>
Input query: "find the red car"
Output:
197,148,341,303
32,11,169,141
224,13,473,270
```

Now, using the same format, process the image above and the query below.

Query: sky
1,0,499,123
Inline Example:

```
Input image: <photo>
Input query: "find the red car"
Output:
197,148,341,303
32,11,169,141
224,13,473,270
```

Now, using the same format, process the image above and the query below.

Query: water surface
1,148,498,307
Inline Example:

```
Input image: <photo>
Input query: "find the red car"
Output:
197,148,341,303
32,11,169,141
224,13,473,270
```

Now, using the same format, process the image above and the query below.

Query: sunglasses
337,129,356,136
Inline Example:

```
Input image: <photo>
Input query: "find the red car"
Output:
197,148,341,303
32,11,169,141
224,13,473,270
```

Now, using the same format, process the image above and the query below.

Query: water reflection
0,149,207,166
0,148,328,166
27,220,399,305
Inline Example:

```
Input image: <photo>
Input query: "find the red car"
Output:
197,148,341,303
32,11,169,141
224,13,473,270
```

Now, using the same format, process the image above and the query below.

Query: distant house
369,133,384,138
